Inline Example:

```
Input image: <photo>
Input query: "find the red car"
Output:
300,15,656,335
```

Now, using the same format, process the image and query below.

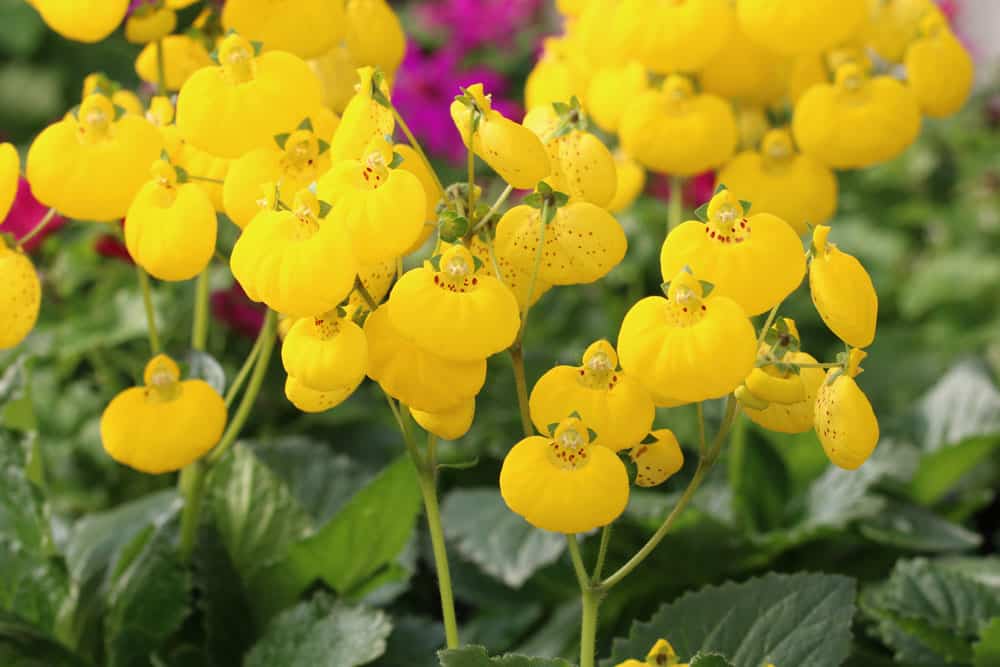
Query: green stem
192,271,210,352
17,208,58,249
696,402,707,457
509,345,534,438
354,275,378,311
468,184,514,237
466,125,476,216
187,174,226,184
592,525,612,583
391,107,445,194
224,323,266,408
667,175,684,234
136,267,161,355
155,39,167,95
579,588,600,667
758,360,843,369
756,303,781,347
567,535,589,590
177,461,206,563
207,310,277,464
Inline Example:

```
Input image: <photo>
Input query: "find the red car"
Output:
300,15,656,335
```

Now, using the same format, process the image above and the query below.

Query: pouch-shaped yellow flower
630,429,684,487
27,93,162,222
699,24,787,107
586,61,648,134
743,351,825,434
125,160,217,282
230,190,357,317
737,0,868,55
31,0,129,43
614,640,680,667
364,306,487,412
176,33,322,158
348,259,396,311
387,244,520,362
717,128,838,235
467,235,552,311
529,340,655,452
450,84,551,190
524,42,589,114
282,312,367,392
904,16,974,119
618,268,757,403
136,34,213,92
396,144,442,254
523,105,618,208
735,106,770,151
815,349,879,470
865,0,941,63
608,152,646,214
328,67,395,163
125,5,175,44
344,0,406,81
0,143,19,223
309,43,359,114
285,374,363,414
0,239,41,350
222,0,344,59
624,0,735,74
317,137,426,264
101,355,227,474
619,75,737,177
792,63,921,169
411,399,476,441
494,202,628,286
500,416,630,534
809,225,877,348
659,189,806,316
555,0,587,16
223,111,338,228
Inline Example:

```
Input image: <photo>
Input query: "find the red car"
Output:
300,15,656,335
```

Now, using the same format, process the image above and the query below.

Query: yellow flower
631,430,685,487
905,15,974,119
411,399,476,441
348,259,396,311
125,159,217,282
222,110,339,228
815,349,879,470
364,305,486,413
742,351,825,434
176,33,322,158
222,0,344,59
809,225,877,348
281,311,367,393
31,0,129,43
699,24,787,107
523,105,618,208
101,355,227,474
0,143,19,223
717,128,838,236
309,43,360,114
529,340,655,452
736,0,868,56
500,416,629,534
27,93,162,222
792,63,921,169
450,83,551,190
230,189,357,317
555,0,587,16
524,41,589,114
865,0,942,63
659,189,806,316
387,244,520,362
124,5,176,44
626,0,736,74
285,374,362,414
467,234,552,311
494,201,628,286
344,0,406,82
608,152,646,214
328,67,395,163
614,638,680,667
0,238,41,350
618,268,757,404
620,75,737,177
136,34,213,92
586,61,648,134
317,136,426,264
396,144,442,254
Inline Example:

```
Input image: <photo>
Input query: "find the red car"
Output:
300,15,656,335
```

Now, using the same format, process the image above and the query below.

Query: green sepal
438,212,469,243
297,117,313,132
694,202,710,222
470,109,482,133
552,101,571,115
535,181,553,196
429,254,442,271
388,152,404,169
113,104,127,121
438,457,480,471
714,182,727,195
173,165,189,183
317,139,330,155
371,87,392,109
471,256,484,272
209,50,219,65
317,201,333,218
568,410,582,420
640,433,659,445
740,199,753,213
681,264,694,275
159,149,172,162
547,422,559,436
587,428,599,442
274,133,290,150
824,368,844,386
699,280,715,297
68,105,80,120
552,191,570,208
335,305,348,319
250,40,263,56
659,280,671,296
522,193,544,209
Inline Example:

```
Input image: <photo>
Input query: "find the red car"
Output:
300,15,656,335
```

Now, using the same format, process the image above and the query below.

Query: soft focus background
1,1,1000,665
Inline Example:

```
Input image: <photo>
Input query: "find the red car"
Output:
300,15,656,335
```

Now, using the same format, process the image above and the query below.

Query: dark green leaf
689,652,735,667
728,423,791,534
910,436,1000,505
373,615,444,667
0,611,86,667
439,645,573,667
245,593,391,667
974,617,1000,667
858,500,982,552
193,525,256,667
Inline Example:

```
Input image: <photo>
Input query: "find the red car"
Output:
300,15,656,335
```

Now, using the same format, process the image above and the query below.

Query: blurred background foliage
1,0,1000,666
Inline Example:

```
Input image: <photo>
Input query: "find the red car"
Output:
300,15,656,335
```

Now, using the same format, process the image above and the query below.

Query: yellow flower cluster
614,638,777,667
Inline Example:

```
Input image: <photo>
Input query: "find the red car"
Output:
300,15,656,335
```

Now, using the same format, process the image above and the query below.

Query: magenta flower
649,172,717,209
212,283,266,339
416,0,543,51
2,177,65,253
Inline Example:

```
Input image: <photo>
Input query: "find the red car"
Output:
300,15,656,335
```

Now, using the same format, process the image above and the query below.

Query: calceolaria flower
0,237,42,350
30,0,129,43
285,374,363,414
586,61,649,134
281,309,367,393
135,34,213,92
736,0,867,55
329,66,395,162
529,340,655,452
222,0,345,59
904,14,974,119
630,430,684,487
411,398,476,441
808,225,877,348
0,142,18,222
500,416,629,534
815,349,879,470
101,354,227,473
124,4,176,44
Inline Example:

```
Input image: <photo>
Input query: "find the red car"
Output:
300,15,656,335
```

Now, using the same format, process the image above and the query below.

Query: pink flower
94,222,134,264
648,172,717,209
212,283,265,339
2,177,65,252
416,0,543,51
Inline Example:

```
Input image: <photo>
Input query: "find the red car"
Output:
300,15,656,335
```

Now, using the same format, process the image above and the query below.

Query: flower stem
592,525,612,583
177,460,206,563
224,321,266,408
667,175,684,234
136,267,161,355
354,275,378,311
192,270,210,352
207,310,277,464
391,107,445,194
466,126,476,215
155,39,167,96
468,184,514,237
579,587,600,667
17,208,58,250
509,345,534,438
187,174,226,184
696,401,707,457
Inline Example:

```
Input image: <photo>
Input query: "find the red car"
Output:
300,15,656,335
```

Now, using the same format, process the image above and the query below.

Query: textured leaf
974,617,1000,667
913,360,1000,452
909,435,1000,505
439,645,573,667
192,525,256,667
245,594,391,667
441,488,565,588
858,500,982,552
104,529,190,667
689,653,735,667
0,611,85,667
882,559,1000,637
728,425,791,534
372,614,444,667
605,573,856,667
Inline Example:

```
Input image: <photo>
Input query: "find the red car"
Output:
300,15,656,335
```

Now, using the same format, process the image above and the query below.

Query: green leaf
689,652,735,667
245,593,391,667
606,573,856,667
0,0,46,58
912,360,1000,452
207,445,312,584
0,611,86,667
439,645,573,666
185,350,225,394
104,529,190,667
974,617,1000,667
373,615,444,667
910,436,1000,505
728,423,791,534
0,356,36,432
858,499,982,552
441,488,565,588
